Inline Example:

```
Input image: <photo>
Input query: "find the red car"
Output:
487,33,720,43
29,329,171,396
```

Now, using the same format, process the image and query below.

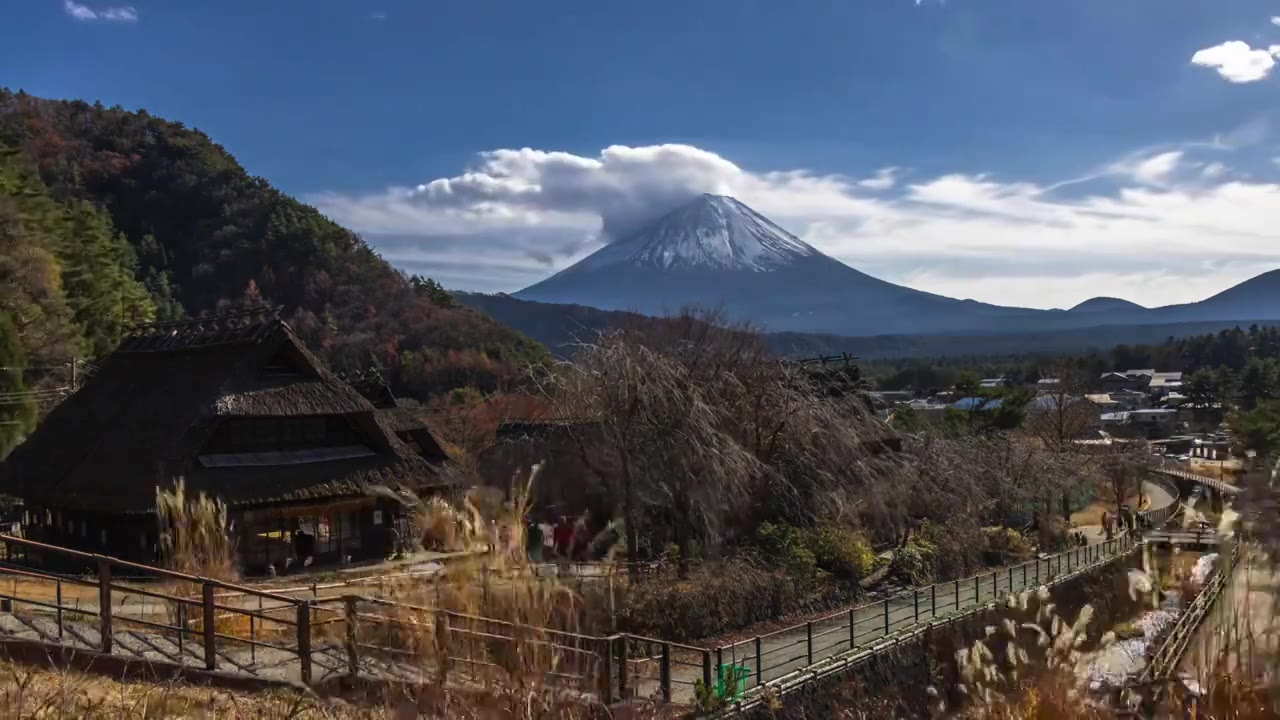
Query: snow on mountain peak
579,194,820,272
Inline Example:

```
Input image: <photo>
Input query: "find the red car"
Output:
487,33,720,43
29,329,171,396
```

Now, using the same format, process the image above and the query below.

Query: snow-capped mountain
571,194,818,272
515,194,1280,337
516,193,1035,335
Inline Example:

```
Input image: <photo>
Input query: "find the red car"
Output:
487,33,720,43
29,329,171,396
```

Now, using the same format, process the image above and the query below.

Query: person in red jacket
553,515,574,559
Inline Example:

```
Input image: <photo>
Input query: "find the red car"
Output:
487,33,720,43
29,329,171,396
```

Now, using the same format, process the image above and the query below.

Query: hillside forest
0,89,548,454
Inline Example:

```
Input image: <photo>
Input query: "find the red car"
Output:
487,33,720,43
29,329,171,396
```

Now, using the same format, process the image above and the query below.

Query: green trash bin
715,664,751,701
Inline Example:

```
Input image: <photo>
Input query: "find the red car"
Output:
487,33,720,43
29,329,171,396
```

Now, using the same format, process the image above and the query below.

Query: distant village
870,367,1233,459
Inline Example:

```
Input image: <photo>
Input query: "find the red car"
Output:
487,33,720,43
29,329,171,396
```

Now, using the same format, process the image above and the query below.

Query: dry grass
154,479,255,639
356,465,604,719
0,657,387,719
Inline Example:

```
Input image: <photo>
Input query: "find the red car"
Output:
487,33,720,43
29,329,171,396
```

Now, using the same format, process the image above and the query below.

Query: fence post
702,649,712,689
754,636,762,686
931,584,937,617
1008,567,1013,594
806,622,814,664
55,579,63,640
913,590,920,624
991,571,997,598
974,576,980,605
97,560,112,654
954,580,960,611
297,601,312,684
201,583,216,670
849,608,856,649
660,642,671,703
600,637,614,703
177,602,185,659
619,637,629,699
1035,559,1040,584
1023,563,1027,587
883,598,890,635
344,596,359,678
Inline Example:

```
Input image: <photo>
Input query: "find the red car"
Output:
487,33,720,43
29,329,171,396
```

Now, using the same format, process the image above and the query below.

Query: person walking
527,519,543,563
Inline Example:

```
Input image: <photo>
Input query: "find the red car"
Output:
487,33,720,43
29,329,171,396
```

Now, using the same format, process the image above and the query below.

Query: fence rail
0,530,1145,706
1137,538,1241,709
1154,467,1241,497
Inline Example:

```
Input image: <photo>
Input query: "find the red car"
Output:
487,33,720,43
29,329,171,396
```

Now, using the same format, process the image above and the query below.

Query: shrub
982,526,1034,564
894,519,985,585
754,521,818,577
1038,513,1070,553
618,556,810,641
805,524,877,582
755,521,877,583
891,542,934,586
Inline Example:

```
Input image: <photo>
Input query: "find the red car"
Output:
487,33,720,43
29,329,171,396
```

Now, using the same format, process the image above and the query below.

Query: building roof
952,397,1003,411
337,367,398,409
1148,372,1184,389
1100,372,1130,382
1124,369,1156,379
1100,412,1131,422
0,308,446,513
338,367,450,463
906,399,948,410
1085,393,1118,405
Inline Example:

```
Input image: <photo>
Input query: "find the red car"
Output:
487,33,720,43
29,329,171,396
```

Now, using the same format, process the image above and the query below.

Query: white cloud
312,142,1280,310
63,0,137,22
1110,150,1183,185
1201,162,1228,179
368,10,387,21
1191,40,1280,83
857,167,899,191
1271,17,1280,27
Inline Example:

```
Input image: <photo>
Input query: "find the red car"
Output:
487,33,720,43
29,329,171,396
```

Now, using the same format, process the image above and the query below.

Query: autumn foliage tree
0,88,550,404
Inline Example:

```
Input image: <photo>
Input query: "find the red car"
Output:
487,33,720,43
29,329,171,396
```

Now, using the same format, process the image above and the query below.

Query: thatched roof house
0,308,449,571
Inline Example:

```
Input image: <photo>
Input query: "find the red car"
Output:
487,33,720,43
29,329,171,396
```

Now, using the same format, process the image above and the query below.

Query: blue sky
6,0,1280,309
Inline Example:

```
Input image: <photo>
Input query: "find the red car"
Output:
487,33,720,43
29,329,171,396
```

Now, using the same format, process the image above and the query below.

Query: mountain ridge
458,291,1280,360
1069,297,1147,313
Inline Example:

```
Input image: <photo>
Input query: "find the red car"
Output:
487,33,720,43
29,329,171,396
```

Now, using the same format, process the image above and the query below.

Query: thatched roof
337,367,397,409
0,308,449,513
338,366,450,463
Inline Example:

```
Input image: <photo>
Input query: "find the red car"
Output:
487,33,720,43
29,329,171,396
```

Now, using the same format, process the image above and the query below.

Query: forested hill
0,89,548,443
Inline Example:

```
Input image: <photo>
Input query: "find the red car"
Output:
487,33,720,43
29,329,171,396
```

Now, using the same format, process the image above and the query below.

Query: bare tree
1022,365,1104,518
534,310,898,574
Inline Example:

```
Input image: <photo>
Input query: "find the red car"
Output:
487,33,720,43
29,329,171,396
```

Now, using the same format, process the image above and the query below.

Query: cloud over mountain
312,140,1280,311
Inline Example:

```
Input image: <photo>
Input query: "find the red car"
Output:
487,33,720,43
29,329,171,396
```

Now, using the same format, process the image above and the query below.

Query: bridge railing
1154,467,1241,497
1137,538,1241,708
709,535,1138,693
